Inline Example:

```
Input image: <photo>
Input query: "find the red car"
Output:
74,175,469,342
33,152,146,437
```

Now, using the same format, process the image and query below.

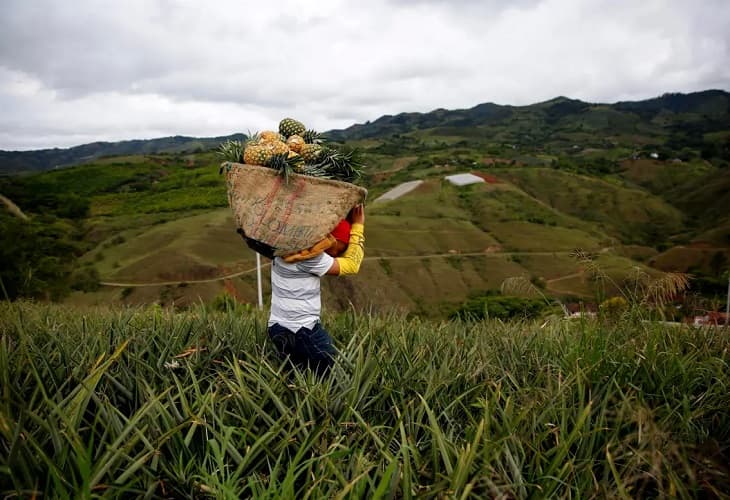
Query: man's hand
350,204,365,224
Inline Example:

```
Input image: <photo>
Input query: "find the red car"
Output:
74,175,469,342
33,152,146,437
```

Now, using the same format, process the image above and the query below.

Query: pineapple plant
279,118,306,138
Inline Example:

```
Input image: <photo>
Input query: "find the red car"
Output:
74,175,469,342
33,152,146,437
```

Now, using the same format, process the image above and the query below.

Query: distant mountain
0,134,246,175
327,89,730,140
2,89,728,175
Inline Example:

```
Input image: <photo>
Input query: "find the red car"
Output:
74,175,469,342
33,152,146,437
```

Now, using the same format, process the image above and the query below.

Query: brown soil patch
470,172,501,183
481,157,513,166
158,263,220,281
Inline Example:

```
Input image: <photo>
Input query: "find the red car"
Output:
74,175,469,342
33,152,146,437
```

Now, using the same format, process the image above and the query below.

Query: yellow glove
335,223,364,275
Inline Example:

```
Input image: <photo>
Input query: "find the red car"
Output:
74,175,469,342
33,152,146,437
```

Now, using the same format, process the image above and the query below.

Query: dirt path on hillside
544,271,586,294
99,249,601,287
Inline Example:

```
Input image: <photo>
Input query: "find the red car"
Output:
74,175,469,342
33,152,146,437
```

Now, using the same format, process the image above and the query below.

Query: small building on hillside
444,173,486,187
693,312,729,326
565,302,598,318
373,180,424,203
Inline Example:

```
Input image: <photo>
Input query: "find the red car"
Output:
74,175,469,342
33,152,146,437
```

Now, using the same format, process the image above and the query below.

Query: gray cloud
0,0,728,150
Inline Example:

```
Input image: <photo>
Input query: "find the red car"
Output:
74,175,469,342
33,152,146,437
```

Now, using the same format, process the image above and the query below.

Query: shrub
450,291,548,320
70,267,100,292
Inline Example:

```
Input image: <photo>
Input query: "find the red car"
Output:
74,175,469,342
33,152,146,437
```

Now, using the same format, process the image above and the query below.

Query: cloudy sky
1,0,728,151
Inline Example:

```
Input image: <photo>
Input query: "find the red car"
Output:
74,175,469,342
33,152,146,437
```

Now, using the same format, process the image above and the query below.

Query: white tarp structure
374,180,424,202
444,173,485,186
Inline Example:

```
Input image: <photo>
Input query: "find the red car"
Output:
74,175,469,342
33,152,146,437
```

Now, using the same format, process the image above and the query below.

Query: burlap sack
223,162,368,256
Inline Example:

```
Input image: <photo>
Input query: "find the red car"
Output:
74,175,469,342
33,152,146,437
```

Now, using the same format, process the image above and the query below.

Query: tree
710,251,728,276
0,213,80,300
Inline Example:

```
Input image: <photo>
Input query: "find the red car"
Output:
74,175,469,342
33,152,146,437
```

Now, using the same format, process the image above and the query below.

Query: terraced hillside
49,159,663,316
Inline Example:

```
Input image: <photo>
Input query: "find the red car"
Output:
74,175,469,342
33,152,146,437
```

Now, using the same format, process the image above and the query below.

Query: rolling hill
2,89,729,315
0,134,246,175
2,90,728,175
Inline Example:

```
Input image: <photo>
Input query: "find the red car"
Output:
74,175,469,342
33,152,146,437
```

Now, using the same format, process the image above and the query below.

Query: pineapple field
1,301,729,498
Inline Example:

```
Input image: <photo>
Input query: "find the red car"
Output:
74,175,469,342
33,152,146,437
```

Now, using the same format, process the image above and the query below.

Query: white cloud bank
0,0,728,150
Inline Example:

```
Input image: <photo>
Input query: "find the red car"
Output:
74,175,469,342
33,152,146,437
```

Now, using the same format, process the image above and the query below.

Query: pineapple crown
303,129,324,144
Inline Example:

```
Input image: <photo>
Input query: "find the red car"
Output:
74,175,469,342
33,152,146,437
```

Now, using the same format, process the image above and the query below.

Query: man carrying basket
266,204,365,376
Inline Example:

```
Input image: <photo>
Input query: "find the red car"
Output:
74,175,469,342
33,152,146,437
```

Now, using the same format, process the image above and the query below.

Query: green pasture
365,215,498,257
495,167,685,244
486,222,603,252
620,159,714,195
84,209,256,282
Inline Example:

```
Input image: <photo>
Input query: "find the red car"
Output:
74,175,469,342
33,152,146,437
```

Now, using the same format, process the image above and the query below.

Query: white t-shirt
268,252,334,331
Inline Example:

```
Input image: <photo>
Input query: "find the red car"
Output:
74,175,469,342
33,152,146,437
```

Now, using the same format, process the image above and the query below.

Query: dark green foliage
0,177,90,219
614,89,730,119
0,213,82,300
69,267,101,292
450,291,549,320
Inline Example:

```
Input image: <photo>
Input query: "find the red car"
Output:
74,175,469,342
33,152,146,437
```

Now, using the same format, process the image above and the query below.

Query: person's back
267,205,365,375
269,252,333,332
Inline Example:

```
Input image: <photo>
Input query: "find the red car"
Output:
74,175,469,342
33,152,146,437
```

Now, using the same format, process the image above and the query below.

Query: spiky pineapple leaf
302,129,325,144
266,153,303,183
245,130,261,147
217,139,244,163
315,145,365,183
300,163,332,179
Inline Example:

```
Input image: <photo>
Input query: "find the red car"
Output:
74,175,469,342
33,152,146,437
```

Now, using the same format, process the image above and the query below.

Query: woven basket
223,162,367,256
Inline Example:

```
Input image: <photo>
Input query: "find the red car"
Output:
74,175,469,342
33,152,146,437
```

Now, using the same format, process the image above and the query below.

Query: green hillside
494,167,685,245
36,157,660,315
0,134,246,175
2,90,730,315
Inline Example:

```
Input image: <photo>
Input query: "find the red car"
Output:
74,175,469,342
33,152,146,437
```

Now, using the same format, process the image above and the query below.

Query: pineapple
279,118,306,138
286,134,305,153
299,143,323,163
233,120,364,185
243,144,273,166
264,139,289,156
260,130,284,143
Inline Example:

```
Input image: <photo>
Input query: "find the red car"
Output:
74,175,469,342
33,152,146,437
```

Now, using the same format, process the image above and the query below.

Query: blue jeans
268,322,336,376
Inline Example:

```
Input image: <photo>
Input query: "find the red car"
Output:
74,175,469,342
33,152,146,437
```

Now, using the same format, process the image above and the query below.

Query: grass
1,302,729,498
85,209,256,281
487,222,604,252
494,167,685,245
